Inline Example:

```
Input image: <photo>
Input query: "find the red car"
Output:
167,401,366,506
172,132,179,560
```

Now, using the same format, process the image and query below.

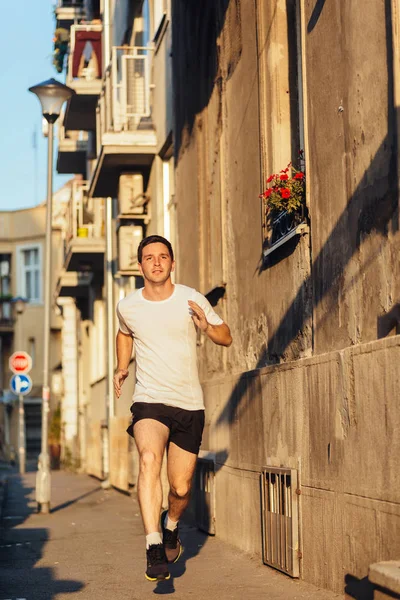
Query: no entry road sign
9,351,32,374
10,373,33,396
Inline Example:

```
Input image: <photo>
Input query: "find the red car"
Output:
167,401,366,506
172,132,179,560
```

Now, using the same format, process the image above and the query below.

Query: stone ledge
369,561,400,595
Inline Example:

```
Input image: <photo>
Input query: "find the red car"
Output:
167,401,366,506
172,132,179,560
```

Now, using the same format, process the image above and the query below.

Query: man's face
139,242,175,284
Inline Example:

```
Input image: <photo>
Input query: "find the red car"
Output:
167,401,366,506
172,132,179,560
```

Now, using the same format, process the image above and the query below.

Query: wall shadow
377,303,400,338
172,0,235,162
0,473,84,599
307,0,328,33
344,574,375,600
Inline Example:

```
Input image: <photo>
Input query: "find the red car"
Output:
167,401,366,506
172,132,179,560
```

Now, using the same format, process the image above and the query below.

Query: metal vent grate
261,467,300,577
194,456,216,535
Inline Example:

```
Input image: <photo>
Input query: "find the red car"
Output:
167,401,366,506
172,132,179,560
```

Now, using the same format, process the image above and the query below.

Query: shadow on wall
217,0,399,426
377,303,400,338
0,473,84,598
172,0,240,162
307,0,328,33
344,574,375,600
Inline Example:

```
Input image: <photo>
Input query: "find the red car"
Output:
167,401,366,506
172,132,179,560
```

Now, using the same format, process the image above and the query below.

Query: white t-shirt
116,284,224,411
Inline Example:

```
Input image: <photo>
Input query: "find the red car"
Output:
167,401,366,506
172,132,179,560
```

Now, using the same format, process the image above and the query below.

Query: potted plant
260,151,307,247
53,28,70,74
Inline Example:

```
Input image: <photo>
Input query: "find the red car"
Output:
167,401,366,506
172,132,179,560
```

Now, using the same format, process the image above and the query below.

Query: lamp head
28,78,75,123
11,296,28,315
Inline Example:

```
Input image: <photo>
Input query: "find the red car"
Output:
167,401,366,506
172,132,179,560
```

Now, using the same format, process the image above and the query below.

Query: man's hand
188,301,209,332
113,368,129,398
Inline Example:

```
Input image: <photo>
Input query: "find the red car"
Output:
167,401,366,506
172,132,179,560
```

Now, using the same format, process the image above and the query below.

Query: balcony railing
96,46,153,148
0,298,12,327
66,24,103,88
56,0,84,7
64,180,104,257
55,0,85,28
58,121,88,148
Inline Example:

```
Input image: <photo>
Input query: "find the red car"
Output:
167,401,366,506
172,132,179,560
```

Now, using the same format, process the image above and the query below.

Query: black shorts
127,402,205,455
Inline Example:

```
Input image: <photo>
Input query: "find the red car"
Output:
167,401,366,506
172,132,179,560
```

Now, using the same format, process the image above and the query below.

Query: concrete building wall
203,335,400,593
171,0,400,595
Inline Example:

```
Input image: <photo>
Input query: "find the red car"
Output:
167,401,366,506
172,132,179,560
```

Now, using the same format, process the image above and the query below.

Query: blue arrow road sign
10,373,32,396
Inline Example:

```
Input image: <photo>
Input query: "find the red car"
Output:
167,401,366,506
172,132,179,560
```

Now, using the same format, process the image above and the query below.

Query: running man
114,235,232,582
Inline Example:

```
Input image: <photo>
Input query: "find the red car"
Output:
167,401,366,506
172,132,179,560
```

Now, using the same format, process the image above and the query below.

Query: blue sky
0,2,70,211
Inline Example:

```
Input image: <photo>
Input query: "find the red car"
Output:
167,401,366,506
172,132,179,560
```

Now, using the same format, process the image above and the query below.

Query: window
17,245,42,303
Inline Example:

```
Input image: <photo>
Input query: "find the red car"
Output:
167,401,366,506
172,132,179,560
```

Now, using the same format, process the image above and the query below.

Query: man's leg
167,442,198,521
160,442,198,563
133,419,169,535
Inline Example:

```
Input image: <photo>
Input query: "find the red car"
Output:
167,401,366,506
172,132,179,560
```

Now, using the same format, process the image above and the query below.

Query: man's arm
188,301,232,347
114,330,134,398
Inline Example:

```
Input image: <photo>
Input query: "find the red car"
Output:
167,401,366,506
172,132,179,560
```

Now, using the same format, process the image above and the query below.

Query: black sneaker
145,544,170,581
161,510,183,564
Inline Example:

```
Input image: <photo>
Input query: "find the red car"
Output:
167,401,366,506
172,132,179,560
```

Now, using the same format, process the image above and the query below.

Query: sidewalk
0,469,340,600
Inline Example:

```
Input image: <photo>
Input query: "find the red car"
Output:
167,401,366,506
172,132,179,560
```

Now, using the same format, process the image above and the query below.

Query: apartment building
51,0,400,595
0,184,71,462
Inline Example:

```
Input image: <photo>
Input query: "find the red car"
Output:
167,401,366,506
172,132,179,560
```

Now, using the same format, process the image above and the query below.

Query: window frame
16,243,43,305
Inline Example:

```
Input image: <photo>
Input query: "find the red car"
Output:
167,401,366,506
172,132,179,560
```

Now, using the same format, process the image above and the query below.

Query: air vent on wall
261,467,300,577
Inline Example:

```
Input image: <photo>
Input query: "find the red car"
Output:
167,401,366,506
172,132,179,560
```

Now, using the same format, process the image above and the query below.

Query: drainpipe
102,195,115,488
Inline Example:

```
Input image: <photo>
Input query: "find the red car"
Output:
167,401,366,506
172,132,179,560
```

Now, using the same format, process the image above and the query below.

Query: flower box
260,153,309,258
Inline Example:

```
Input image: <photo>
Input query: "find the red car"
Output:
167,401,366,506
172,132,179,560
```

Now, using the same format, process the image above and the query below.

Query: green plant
53,28,70,73
260,152,306,214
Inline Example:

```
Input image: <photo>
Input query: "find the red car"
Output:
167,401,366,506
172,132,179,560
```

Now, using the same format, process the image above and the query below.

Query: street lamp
29,78,75,514
11,296,27,474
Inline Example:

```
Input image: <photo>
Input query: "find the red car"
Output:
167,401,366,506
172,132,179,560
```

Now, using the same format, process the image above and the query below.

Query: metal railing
67,24,103,84
56,0,84,8
0,300,12,324
96,46,153,148
58,121,88,146
64,181,105,252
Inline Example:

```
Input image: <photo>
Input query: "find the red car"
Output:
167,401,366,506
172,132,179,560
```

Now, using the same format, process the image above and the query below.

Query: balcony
89,46,157,198
55,269,93,299
64,24,103,130
57,117,88,174
55,0,85,29
63,180,105,272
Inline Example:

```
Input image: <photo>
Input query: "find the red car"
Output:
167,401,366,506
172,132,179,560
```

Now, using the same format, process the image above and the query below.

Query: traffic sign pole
10,370,32,476
18,393,26,474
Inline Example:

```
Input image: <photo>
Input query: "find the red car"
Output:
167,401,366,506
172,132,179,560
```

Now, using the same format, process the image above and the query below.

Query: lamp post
12,296,27,474
28,78,75,513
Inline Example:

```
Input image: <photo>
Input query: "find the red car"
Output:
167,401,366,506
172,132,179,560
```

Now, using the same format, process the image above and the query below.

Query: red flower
267,174,275,183
264,188,273,198
294,172,304,179
280,173,289,181
280,188,291,199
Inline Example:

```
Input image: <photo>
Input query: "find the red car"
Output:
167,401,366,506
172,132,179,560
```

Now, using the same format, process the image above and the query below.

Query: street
0,467,340,600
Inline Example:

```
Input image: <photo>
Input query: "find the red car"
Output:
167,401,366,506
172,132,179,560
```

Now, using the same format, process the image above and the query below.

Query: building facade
49,0,400,595
0,184,70,463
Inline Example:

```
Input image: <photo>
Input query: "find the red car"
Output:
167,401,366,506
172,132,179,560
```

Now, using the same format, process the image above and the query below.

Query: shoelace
148,544,166,566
